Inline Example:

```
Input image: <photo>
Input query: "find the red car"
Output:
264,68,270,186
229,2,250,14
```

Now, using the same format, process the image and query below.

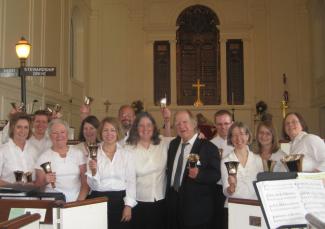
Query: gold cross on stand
192,79,205,107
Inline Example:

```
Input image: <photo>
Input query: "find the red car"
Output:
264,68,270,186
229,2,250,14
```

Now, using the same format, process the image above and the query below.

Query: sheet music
256,179,325,229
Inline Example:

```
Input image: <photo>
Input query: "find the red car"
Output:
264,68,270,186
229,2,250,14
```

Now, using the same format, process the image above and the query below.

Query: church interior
0,0,324,138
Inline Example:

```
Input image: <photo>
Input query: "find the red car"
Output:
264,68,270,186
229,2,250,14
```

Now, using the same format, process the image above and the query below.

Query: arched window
176,5,220,105
70,7,85,82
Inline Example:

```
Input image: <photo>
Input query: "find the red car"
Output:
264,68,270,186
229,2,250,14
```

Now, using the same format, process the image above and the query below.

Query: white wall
0,0,91,133
1,0,324,137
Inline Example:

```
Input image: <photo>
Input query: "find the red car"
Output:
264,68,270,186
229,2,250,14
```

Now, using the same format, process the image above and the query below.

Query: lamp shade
15,37,31,59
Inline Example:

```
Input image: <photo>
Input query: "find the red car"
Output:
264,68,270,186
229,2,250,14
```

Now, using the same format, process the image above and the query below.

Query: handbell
263,159,276,172
11,102,25,111
40,162,56,188
24,171,33,183
84,96,93,105
87,143,99,160
188,153,200,168
281,154,304,172
160,97,167,108
53,104,62,113
225,161,240,176
14,170,24,182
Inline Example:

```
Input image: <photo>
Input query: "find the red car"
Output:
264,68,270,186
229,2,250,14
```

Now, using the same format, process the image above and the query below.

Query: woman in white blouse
87,117,136,229
76,115,100,157
221,122,263,202
282,112,325,171
125,112,170,229
35,119,89,202
0,112,38,185
255,121,287,172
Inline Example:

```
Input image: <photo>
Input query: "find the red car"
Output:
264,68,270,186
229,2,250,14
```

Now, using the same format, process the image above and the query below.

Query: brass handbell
263,159,276,172
84,96,93,105
160,97,167,108
11,102,25,111
225,161,240,176
281,154,304,172
14,170,24,182
46,104,61,115
24,171,33,183
87,143,99,160
40,162,56,188
53,104,62,112
188,153,200,168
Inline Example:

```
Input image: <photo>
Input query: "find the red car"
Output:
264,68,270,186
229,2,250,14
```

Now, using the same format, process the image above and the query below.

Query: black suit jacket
166,136,220,227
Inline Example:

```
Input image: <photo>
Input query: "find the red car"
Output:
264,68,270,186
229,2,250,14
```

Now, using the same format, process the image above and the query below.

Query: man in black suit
166,110,221,229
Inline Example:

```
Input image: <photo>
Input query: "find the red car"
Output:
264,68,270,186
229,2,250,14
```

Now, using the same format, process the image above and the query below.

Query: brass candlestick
280,100,288,119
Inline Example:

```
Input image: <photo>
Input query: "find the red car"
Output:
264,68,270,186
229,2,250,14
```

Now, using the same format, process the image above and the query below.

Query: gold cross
192,79,205,107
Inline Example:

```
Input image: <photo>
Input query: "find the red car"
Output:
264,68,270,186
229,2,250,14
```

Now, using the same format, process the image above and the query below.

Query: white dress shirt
125,137,172,202
171,133,198,186
289,131,325,171
0,139,38,183
86,143,137,207
36,145,86,202
28,134,52,160
210,135,234,159
221,149,263,205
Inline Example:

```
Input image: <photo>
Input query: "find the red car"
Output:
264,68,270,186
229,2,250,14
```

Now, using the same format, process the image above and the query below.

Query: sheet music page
295,179,325,222
256,180,306,229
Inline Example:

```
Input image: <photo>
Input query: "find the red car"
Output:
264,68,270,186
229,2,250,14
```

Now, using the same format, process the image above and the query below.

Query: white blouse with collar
0,139,38,183
289,131,325,172
125,137,172,202
86,143,137,207
221,149,263,204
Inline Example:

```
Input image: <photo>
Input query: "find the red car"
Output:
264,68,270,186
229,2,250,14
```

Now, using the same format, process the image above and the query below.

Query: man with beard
118,105,136,146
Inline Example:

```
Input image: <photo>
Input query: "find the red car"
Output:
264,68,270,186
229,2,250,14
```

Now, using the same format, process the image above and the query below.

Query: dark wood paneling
226,39,244,105
154,41,171,106
176,5,220,106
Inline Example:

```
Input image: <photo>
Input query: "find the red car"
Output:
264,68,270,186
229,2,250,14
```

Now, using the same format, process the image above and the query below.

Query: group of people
0,103,325,229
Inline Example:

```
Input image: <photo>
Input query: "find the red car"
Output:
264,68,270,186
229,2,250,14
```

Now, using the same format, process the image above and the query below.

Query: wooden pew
228,198,267,229
0,197,107,229
0,213,40,229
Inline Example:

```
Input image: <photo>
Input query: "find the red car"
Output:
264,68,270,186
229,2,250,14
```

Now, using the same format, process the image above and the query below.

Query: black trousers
132,199,166,229
90,190,130,229
213,184,226,229
167,188,210,229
